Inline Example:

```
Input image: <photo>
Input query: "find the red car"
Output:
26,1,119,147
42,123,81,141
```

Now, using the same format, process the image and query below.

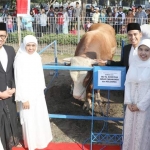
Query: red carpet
12,142,121,150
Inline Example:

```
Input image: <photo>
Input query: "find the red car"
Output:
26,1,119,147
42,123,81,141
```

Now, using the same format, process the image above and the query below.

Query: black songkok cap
0,22,7,31
127,23,141,32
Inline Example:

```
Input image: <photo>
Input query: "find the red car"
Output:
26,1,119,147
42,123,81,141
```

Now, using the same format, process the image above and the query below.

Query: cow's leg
95,90,103,106
83,92,92,110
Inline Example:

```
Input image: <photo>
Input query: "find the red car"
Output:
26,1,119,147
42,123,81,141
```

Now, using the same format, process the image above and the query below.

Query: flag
17,0,30,16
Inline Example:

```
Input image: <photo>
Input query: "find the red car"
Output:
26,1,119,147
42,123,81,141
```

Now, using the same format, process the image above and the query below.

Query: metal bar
49,114,123,121
43,65,93,71
38,40,57,54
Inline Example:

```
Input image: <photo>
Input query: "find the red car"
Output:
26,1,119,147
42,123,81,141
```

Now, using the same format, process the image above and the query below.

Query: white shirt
0,46,8,72
129,46,138,65
40,13,47,26
92,12,100,23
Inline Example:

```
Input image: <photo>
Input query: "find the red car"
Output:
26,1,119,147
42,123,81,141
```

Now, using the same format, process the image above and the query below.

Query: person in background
135,5,147,25
119,25,127,34
63,8,69,34
115,7,125,34
122,39,150,150
84,19,92,32
89,5,95,22
0,9,3,22
100,9,106,23
132,7,137,16
92,7,100,23
73,2,82,30
106,11,113,26
14,35,52,150
6,14,13,33
125,9,134,27
40,8,47,36
67,5,74,31
12,10,17,32
56,6,64,34
146,8,150,24
22,14,34,32
47,6,55,33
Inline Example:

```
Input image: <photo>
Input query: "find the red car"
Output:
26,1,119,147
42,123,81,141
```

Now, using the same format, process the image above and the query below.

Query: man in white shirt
0,22,21,150
99,23,142,72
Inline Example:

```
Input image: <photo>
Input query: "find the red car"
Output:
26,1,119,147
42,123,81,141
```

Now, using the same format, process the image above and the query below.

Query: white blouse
129,46,138,65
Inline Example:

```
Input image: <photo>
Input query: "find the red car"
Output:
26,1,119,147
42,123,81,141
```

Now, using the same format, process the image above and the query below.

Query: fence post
77,16,80,43
54,40,58,64
17,17,21,47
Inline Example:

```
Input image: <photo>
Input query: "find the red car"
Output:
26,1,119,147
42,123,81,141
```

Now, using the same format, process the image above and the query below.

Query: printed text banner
93,66,126,90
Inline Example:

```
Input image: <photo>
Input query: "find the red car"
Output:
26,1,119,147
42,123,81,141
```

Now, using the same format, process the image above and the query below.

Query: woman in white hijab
122,39,150,150
14,35,52,150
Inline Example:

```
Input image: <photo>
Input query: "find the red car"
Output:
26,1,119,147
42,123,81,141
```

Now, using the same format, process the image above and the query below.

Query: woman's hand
131,104,139,112
128,104,139,112
127,104,133,112
23,101,30,109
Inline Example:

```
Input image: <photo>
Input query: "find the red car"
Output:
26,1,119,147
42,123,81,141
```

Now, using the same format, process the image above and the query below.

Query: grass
113,55,121,61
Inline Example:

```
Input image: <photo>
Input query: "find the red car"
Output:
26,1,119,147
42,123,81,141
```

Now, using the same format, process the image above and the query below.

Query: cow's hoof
83,102,87,110
83,102,91,110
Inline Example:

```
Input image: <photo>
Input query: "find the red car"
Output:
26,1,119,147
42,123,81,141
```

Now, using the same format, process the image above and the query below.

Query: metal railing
4,16,149,55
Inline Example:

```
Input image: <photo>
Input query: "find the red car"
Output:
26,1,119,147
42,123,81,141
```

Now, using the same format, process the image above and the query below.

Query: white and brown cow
66,23,117,110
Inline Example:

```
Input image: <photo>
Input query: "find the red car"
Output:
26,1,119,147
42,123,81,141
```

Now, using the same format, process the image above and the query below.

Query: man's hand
95,59,107,66
0,89,13,99
8,88,15,95
23,101,30,109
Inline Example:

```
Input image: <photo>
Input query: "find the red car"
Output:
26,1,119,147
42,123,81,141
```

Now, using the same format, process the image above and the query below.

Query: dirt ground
41,53,124,144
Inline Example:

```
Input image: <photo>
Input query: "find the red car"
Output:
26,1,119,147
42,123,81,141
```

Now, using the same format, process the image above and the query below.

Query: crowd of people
0,2,82,36
0,3,150,36
86,5,150,33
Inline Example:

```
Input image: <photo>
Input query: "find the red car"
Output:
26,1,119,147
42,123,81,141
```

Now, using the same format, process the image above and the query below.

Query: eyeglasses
0,35,7,40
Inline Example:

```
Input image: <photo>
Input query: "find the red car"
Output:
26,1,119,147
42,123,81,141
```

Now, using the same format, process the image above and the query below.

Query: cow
65,23,117,110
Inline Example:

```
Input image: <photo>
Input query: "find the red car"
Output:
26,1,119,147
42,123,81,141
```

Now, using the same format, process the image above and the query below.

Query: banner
17,0,30,16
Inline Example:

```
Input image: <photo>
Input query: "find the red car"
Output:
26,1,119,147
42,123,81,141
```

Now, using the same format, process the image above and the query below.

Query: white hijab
125,39,150,84
14,35,46,102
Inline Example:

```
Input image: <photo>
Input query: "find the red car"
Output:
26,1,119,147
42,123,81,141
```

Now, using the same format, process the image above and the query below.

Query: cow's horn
63,57,72,62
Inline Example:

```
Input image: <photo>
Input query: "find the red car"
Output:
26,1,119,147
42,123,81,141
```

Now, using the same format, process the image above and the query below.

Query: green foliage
116,34,128,47
7,31,35,43
7,31,128,48
38,33,78,45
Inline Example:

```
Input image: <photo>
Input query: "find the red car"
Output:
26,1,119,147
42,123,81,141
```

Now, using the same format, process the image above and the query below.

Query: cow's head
69,56,96,100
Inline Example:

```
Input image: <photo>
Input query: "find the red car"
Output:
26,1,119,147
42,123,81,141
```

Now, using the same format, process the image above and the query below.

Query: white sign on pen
98,70,121,87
